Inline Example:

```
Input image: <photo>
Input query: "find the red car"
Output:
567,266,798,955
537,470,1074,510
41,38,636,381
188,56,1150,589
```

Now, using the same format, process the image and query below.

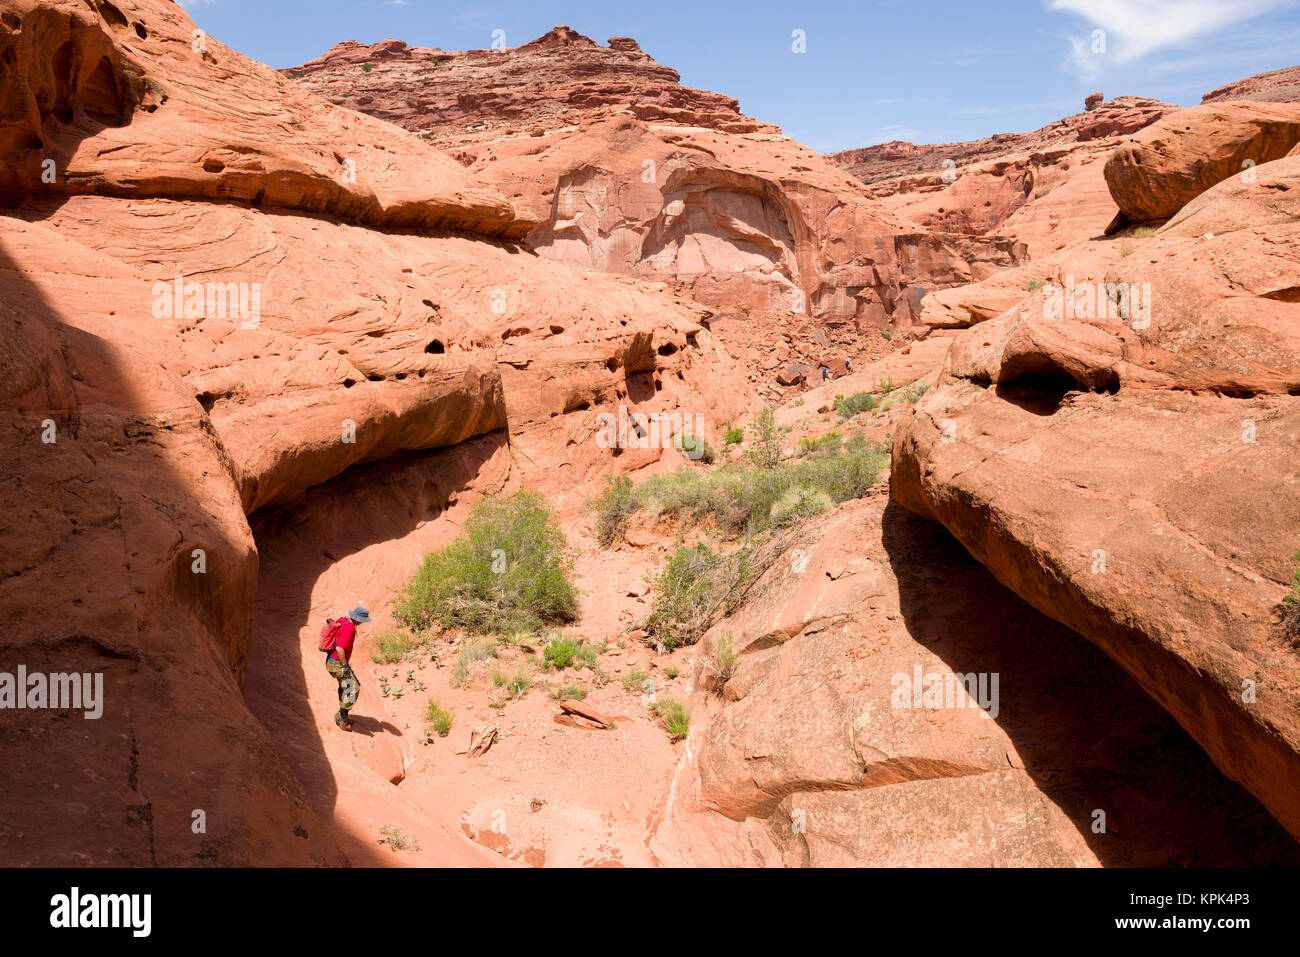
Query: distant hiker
320,606,371,731
820,365,829,381
845,357,852,372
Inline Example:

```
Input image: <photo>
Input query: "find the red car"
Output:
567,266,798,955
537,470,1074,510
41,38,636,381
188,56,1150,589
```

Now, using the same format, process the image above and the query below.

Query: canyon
1,0,1297,868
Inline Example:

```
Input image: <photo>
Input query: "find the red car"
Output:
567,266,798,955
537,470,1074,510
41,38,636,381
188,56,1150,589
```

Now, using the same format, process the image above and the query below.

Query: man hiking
320,606,371,731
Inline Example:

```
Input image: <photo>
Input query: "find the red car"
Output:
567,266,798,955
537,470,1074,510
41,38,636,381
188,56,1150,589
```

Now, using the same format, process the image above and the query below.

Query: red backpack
319,617,348,653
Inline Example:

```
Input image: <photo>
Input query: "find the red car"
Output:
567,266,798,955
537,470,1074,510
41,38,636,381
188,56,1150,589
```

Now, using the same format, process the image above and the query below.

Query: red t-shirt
327,618,357,662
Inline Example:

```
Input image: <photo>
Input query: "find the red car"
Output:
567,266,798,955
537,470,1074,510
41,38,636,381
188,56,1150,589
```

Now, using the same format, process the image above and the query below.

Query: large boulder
892,154,1300,840
1104,101,1300,227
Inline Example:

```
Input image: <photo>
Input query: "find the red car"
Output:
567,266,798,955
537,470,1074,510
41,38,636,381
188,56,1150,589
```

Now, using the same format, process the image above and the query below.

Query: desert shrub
574,640,604,670
621,668,649,693
1281,551,1300,644
904,384,931,403
551,683,587,701
424,701,454,737
652,699,690,740
492,668,532,699
1134,226,1157,238
542,634,581,669
395,491,578,636
361,61,373,72
797,431,842,457
1026,279,1045,292
450,637,498,687
835,392,878,420
714,633,738,683
644,543,761,648
723,426,744,446
674,431,716,464
594,475,638,548
369,629,418,664
769,484,834,527
593,438,888,542
380,824,419,851
747,407,783,470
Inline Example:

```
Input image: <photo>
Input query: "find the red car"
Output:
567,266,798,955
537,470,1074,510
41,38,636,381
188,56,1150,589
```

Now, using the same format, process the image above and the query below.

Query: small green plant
425,700,454,737
575,640,605,670
370,629,418,664
450,637,498,687
1133,226,1156,238
543,634,583,669
361,61,373,72
882,329,893,341
551,683,587,702
380,824,419,852
904,383,931,404
797,431,842,457
674,432,716,464
1026,279,1046,292
714,633,739,683
289,70,306,80
664,665,680,679
652,699,690,741
621,668,649,693
492,668,532,699
723,426,744,447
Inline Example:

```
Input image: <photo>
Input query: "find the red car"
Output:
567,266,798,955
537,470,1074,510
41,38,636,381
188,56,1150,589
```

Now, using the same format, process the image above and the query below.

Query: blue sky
181,0,1300,152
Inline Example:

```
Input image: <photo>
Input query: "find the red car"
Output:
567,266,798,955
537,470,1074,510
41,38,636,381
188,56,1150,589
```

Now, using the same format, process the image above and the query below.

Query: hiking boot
335,710,353,732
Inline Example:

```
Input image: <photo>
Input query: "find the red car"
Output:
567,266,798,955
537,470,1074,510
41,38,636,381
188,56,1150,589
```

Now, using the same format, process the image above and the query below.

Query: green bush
769,485,834,527
361,61,373,72
380,824,419,851
395,491,579,636
834,392,878,420
652,699,690,740
425,700,454,737
552,683,587,702
645,543,759,648
543,634,581,669
747,408,782,470
594,475,638,548
593,436,888,542
797,431,842,457
369,629,418,664
714,633,738,683
723,426,744,446
621,667,649,693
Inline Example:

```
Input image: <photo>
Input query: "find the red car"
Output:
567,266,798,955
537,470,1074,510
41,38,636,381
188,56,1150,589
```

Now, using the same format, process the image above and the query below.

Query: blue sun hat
348,606,372,623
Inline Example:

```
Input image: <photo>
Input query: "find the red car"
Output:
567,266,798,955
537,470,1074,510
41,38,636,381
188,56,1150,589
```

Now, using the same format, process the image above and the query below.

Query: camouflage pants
326,657,360,713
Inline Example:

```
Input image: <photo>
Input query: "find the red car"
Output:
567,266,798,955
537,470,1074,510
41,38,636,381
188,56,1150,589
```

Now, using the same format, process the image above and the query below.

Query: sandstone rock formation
285,27,781,151
0,0,749,865
892,150,1300,841
286,28,1027,396
1104,101,1300,228
1203,63,1300,104
829,98,1179,258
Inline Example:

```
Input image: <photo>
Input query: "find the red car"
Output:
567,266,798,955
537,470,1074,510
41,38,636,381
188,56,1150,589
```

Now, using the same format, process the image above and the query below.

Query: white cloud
1048,0,1292,73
